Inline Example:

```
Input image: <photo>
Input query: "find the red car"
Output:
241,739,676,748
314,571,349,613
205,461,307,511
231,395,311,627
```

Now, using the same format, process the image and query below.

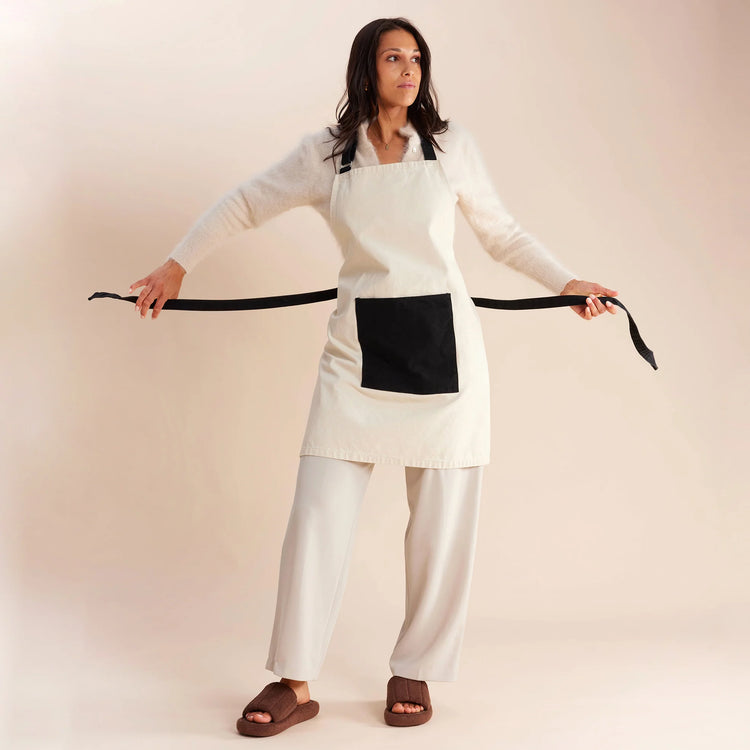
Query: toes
391,701,423,713
245,711,271,723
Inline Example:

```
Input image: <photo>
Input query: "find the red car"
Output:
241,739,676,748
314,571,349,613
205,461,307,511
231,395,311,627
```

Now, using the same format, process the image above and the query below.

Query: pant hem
389,666,459,682
265,660,320,682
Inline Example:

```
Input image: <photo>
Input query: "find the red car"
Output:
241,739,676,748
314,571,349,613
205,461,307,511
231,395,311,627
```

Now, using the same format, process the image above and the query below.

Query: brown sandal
236,681,320,737
384,676,433,726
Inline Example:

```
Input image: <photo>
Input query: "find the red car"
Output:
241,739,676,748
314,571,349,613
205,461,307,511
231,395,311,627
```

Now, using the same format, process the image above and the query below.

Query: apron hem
299,445,489,469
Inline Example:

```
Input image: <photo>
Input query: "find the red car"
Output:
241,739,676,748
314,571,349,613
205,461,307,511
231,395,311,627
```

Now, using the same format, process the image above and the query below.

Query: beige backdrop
3,1,749,748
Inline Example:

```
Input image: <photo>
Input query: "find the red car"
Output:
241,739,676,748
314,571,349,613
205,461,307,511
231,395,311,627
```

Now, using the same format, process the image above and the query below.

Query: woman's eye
385,54,420,63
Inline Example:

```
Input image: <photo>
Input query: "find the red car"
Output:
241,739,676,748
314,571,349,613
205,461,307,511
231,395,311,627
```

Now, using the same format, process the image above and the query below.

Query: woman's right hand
129,258,186,319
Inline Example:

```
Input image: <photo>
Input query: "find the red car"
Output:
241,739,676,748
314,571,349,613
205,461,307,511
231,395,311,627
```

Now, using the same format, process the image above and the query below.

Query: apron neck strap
339,132,437,173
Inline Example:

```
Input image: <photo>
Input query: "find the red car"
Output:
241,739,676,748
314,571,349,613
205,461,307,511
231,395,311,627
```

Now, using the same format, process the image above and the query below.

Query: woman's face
373,28,422,110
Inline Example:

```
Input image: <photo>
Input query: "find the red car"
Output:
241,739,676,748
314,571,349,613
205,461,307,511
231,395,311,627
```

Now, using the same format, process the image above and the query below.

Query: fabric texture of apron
299,134,490,469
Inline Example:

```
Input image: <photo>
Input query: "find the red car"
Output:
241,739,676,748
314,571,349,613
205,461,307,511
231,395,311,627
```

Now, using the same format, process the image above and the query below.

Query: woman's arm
452,123,578,294
167,132,322,274
451,123,617,319
130,131,326,319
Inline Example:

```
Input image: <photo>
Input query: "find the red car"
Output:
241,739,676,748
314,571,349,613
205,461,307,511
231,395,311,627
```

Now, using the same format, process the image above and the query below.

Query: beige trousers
265,455,483,682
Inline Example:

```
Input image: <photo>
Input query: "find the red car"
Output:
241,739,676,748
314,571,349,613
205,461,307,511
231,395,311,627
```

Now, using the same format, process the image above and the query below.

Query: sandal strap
386,676,431,711
242,681,298,722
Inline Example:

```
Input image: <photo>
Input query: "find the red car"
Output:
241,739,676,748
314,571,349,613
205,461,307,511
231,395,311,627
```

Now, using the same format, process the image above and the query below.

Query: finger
134,279,154,313
135,288,150,315
605,300,617,315
152,296,169,319
135,289,148,315
593,287,618,298
144,290,161,318
590,294,607,315
143,291,159,318
129,278,148,293
585,296,599,317
137,288,158,318
587,284,618,299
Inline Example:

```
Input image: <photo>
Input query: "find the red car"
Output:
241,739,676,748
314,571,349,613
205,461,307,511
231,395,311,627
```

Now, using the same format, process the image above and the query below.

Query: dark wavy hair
324,17,449,165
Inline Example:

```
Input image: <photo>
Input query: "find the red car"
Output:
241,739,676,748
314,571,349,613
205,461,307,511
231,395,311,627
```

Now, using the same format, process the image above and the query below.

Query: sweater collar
357,117,421,164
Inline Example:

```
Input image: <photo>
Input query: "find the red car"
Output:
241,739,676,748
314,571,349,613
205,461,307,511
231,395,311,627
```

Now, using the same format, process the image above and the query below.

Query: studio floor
8,616,749,750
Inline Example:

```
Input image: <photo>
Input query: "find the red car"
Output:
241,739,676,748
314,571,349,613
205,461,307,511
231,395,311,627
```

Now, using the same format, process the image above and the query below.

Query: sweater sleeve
452,124,577,294
167,132,322,273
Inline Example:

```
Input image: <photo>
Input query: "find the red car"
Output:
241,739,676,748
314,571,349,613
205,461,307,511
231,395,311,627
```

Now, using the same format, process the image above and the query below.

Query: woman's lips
398,83,416,88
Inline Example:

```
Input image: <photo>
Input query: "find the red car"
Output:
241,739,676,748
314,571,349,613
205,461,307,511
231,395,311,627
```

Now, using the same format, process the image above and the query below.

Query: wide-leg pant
265,455,483,682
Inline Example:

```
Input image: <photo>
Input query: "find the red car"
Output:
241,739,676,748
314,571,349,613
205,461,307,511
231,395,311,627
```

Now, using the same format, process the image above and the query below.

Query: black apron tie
88,289,657,370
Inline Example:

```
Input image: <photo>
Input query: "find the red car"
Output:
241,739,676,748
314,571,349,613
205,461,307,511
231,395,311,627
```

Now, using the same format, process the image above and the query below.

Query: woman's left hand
560,279,618,320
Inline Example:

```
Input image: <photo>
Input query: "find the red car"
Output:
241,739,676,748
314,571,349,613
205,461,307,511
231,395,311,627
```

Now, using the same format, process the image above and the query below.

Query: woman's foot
244,678,310,723
384,676,432,726
390,700,425,713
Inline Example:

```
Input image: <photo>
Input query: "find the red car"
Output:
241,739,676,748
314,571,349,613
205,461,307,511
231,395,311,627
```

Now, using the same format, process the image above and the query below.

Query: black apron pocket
355,293,459,395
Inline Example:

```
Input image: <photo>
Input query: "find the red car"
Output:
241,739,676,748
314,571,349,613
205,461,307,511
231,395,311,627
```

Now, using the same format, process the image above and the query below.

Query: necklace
370,123,397,150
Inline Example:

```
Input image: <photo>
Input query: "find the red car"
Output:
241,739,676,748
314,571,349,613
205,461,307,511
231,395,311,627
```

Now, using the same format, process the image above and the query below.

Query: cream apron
299,135,490,469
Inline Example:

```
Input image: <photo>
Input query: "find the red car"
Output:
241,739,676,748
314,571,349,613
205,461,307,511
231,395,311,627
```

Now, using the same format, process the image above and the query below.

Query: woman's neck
370,107,408,145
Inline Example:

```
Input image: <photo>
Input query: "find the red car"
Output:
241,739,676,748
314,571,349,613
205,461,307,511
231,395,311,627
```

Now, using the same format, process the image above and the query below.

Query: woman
130,17,617,736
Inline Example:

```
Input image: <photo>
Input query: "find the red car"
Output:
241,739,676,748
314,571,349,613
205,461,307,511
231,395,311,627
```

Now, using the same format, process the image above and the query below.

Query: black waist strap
88,289,657,370
89,288,339,311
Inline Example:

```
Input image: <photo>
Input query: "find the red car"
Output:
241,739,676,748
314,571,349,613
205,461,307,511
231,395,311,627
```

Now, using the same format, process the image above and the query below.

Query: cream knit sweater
167,118,576,294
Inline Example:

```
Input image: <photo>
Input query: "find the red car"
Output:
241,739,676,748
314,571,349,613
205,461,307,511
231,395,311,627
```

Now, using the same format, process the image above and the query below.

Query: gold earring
364,82,369,91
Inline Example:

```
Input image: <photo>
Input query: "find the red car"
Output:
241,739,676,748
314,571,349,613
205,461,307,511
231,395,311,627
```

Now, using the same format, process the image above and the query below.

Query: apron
298,135,491,469
90,140,659,447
